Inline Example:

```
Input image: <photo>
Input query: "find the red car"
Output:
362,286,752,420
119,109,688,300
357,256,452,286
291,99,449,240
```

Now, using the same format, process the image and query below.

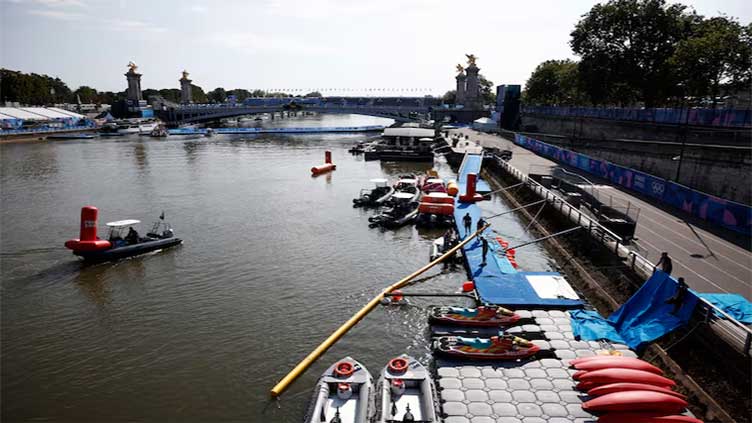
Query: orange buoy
462,281,475,292
311,151,336,175
506,248,516,256
333,361,355,378
387,357,408,374
446,180,459,196
391,290,404,302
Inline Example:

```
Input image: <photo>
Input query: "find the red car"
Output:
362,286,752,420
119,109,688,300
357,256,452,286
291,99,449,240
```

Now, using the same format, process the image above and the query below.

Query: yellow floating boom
270,225,489,397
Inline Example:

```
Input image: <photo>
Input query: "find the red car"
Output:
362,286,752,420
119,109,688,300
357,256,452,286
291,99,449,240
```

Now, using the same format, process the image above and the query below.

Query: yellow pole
270,224,489,397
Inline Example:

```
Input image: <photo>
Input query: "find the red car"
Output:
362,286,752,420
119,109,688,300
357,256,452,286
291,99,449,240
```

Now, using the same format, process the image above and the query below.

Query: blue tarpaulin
570,310,625,344
697,293,752,324
569,271,698,350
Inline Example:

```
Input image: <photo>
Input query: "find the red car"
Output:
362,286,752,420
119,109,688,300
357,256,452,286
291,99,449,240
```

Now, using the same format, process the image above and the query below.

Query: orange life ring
388,357,408,374
333,361,355,378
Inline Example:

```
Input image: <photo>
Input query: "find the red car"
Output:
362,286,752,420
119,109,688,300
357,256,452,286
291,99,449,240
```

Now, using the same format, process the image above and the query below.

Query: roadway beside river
449,128,752,301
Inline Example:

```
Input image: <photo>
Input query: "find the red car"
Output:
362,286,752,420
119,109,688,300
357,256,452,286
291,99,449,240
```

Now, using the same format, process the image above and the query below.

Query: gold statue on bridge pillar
182,70,190,79
127,61,138,73
456,64,464,75
465,54,477,66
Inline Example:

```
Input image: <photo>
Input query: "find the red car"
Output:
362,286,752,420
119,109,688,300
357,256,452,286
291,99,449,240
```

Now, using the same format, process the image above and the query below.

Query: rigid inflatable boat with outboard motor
429,305,521,327
375,355,439,423
433,334,540,360
64,206,182,262
368,192,420,229
353,179,395,208
303,357,375,423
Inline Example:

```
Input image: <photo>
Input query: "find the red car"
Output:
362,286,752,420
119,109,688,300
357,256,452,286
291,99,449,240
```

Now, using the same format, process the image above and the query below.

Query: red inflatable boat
429,306,521,327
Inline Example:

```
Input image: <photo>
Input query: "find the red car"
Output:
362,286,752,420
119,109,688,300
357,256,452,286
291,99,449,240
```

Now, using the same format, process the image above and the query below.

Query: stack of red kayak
570,355,702,423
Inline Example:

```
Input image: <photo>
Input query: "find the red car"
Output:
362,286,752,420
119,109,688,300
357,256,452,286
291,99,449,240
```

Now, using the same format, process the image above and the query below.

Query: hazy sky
1,0,750,96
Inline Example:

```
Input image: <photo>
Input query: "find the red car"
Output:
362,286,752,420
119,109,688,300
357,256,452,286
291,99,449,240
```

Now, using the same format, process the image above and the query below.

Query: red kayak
569,354,629,366
576,368,676,391
571,356,663,375
588,382,686,400
429,305,521,327
433,335,540,360
598,413,703,423
582,390,688,413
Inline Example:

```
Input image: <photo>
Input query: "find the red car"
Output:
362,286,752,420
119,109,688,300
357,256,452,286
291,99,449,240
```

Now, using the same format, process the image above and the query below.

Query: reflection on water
0,115,556,422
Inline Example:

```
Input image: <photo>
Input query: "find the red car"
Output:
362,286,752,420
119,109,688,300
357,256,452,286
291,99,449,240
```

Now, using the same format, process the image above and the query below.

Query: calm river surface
1,114,556,422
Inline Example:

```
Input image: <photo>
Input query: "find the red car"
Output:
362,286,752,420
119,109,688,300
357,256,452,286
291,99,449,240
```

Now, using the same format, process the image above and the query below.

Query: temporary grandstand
0,107,92,134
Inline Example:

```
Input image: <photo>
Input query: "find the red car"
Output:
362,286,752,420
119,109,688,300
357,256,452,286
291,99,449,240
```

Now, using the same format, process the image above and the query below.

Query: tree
442,90,456,104
250,89,266,97
304,91,322,98
670,16,752,107
207,87,227,103
478,75,495,105
191,84,208,103
73,86,98,103
523,60,586,106
228,89,251,101
570,0,699,106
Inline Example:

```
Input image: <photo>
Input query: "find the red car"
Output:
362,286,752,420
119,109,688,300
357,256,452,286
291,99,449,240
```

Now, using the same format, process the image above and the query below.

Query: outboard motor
329,407,342,423
403,404,415,422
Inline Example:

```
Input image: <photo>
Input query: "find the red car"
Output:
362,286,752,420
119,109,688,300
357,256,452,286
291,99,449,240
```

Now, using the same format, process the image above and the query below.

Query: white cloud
29,0,85,7
189,4,207,13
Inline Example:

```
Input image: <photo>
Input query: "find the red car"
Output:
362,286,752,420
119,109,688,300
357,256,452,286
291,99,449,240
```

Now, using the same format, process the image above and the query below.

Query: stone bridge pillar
464,63,480,109
456,72,466,105
125,68,143,102
180,71,192,104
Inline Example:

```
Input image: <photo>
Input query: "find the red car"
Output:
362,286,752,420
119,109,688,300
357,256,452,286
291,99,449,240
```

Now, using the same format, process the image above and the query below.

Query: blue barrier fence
523,106,751,128
515,134,752,236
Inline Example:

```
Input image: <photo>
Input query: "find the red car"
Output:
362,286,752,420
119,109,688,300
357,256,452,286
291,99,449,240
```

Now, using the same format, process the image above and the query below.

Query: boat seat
447,307,477,317
457,337,492,349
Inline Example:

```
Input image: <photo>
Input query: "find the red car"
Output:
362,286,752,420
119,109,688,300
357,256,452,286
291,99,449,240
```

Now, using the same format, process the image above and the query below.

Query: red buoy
462,281,475,292
64,206,111,252
311,151,336,175
391,290,404,302
459,173,485,203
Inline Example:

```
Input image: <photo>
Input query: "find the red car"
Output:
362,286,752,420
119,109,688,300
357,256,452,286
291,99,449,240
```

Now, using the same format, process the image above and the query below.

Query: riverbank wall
518,113,752,205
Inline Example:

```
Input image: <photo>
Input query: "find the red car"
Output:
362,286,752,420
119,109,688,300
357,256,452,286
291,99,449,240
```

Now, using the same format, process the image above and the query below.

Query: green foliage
523,0,750,107
1,68,72,105
442,90,456,104
207,87,227,103
570,0,698,106
670,16,752,105
191,84,208,103
304,91,322,98
228,89,251,101
478,75,496,106
523,60,584,106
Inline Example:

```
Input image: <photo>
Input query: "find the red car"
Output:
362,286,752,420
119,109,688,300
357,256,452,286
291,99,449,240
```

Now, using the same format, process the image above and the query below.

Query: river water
1,114,556,422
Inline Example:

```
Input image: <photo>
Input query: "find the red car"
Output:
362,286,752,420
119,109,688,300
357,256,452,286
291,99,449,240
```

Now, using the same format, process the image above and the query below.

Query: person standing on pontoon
463,213,472,238
654,252,673,275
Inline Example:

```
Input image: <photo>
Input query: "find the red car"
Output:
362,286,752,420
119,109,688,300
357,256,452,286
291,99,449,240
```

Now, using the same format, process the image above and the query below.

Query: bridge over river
154,97,485,126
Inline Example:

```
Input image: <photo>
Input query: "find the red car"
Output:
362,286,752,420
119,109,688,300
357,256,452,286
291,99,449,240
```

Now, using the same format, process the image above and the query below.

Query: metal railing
490,154,752,356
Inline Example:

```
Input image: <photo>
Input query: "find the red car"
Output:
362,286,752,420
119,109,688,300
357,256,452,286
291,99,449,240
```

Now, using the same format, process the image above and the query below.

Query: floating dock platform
438,153,641,422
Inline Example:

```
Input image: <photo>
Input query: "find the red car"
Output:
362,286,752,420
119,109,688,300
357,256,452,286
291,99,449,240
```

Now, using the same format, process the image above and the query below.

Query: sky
1,0,750,96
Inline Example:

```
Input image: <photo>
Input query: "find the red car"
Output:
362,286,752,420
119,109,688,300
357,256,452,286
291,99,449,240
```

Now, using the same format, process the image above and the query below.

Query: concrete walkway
450,128,752,300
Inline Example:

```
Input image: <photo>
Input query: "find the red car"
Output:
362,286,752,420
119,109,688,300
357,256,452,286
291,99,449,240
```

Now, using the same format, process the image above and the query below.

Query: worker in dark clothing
481,236,489,266
125,226,139,244
462,212,472,238
666,277,689,315
476,217,486,234
654,252,673,275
